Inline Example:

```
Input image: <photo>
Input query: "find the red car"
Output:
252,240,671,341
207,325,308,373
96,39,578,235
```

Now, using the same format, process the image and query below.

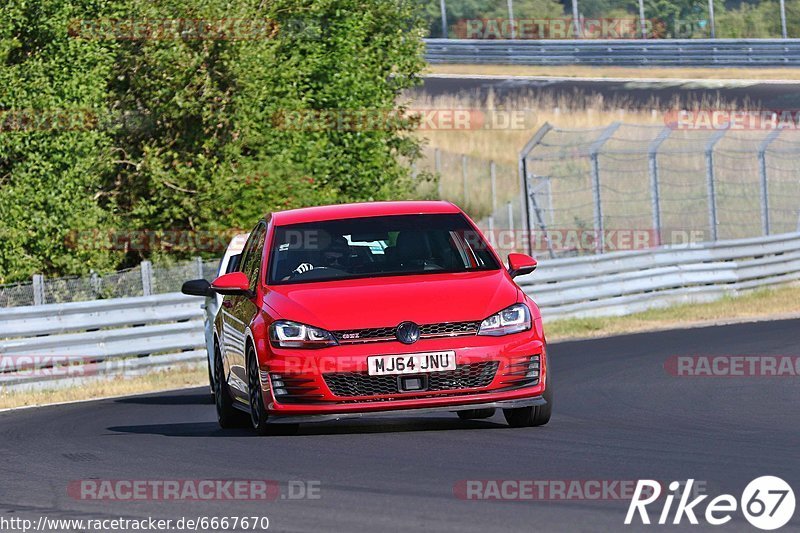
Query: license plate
367,351,456,376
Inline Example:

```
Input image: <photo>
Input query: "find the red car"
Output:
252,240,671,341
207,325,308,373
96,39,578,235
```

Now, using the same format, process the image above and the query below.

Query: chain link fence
0,258,219,308
519,122,800,258
416,146,526,252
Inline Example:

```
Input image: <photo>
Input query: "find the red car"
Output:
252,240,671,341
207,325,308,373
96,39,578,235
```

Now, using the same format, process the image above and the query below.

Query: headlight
477,304,531,336
269,320,338,348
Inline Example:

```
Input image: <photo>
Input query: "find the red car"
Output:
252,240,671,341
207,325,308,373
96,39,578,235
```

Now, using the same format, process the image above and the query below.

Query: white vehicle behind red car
181,233,249,400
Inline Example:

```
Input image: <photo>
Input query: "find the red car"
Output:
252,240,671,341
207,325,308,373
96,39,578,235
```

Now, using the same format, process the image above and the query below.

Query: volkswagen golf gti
209,201,551,434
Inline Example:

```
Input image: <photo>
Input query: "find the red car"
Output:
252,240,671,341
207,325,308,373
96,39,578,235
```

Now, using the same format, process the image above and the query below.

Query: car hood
264,270,519,331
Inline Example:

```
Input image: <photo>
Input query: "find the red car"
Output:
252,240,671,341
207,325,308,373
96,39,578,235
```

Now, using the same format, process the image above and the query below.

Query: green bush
0,0,429,283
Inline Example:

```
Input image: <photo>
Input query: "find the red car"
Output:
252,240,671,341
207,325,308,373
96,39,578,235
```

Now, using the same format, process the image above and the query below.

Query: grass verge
545,283,800,341
427,64,800,81
0,363,207,411
1,284,797,410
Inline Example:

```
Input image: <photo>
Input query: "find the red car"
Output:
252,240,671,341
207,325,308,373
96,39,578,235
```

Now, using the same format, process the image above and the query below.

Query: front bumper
266,395,546,424
260,330,547,418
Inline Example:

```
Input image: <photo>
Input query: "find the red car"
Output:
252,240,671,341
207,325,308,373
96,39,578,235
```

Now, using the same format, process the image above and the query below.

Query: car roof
270,201,462,226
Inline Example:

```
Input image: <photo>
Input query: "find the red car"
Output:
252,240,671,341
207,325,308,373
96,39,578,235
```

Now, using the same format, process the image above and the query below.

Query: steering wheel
287,266,348,280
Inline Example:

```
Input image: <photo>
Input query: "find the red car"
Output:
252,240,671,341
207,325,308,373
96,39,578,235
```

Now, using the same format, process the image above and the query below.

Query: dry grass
427,64,800,81
0,363,207,410
406,91,665,218
407,87,761,167
545,283,800,341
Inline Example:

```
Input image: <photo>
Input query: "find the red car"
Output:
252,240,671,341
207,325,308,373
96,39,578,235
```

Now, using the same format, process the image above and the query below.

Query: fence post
780,0,788,39
705,130,726,242
141,260,153,296
461,154,468,207
487,215,495,247
90,271,100,298
195,256,204,278
589,122,622,253
648,127,672,246
758,129,781,236
434,148,442,198
505,201,514,251
439,0,448,38
518,123,553,256
32,274,45,306
490,160,497,214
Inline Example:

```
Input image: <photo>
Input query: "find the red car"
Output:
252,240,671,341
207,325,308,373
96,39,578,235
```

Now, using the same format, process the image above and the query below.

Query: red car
210,201,551,434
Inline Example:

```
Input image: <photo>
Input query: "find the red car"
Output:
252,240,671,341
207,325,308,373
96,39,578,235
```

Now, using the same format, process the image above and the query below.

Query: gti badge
396,321,421,344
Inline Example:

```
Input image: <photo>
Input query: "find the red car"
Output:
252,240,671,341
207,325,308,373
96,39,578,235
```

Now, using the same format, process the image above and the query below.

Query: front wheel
247,345,298,436
503,379,553,428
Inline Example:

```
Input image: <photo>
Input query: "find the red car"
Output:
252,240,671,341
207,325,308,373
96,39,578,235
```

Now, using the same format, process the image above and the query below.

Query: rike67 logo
626,477,795,530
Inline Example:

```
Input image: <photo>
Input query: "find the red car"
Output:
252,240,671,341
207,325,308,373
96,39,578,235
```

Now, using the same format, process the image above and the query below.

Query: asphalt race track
0,318,798,532
420,75,800,109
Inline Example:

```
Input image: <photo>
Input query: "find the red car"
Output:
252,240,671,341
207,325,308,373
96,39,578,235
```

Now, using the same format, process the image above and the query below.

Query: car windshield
268,213,500,285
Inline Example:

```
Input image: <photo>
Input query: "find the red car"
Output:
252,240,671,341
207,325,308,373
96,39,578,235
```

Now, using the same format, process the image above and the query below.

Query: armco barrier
0,293,206,391
424,38,800,66
518,232,800,318
1,232,799,390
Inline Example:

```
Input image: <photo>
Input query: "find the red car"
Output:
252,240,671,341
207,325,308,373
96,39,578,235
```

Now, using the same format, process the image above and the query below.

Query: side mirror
508,253,537,279
181,278,213,297
210,271,253,297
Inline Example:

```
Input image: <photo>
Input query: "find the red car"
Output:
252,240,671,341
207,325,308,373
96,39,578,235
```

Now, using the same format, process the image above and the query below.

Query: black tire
457,408,496,420
214,340,248,429
503,378,553,428
246,344,299,436
207,356,216,404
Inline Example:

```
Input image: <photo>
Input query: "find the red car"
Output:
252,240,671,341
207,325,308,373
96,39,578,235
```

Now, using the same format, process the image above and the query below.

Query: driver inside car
286,236,351,279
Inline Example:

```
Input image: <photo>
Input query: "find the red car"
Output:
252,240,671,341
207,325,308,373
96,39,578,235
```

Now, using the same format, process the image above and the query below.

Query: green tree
0,0,429,282
0,0,120,284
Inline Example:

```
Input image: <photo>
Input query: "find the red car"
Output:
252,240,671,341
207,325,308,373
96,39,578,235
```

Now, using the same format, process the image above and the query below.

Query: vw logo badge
396,321,421,344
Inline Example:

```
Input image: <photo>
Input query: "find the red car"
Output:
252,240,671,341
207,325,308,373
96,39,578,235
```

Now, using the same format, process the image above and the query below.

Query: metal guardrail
518,231,800,319
0,293,206,390
2,232,799,390
424,38,800,66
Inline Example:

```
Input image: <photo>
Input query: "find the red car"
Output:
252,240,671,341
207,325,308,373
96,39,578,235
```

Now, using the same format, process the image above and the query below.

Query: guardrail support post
705,130,727,242
648,127,672,246
32,274,44,306
589,122,622,253
141,260,153,296
758,129,781,236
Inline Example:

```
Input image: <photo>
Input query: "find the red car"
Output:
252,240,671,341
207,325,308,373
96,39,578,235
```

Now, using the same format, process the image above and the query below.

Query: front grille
333,320,480,344
323,361,499,398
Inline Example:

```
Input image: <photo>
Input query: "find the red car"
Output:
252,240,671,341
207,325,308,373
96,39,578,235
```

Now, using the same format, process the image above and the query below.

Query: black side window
240,224,266,292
